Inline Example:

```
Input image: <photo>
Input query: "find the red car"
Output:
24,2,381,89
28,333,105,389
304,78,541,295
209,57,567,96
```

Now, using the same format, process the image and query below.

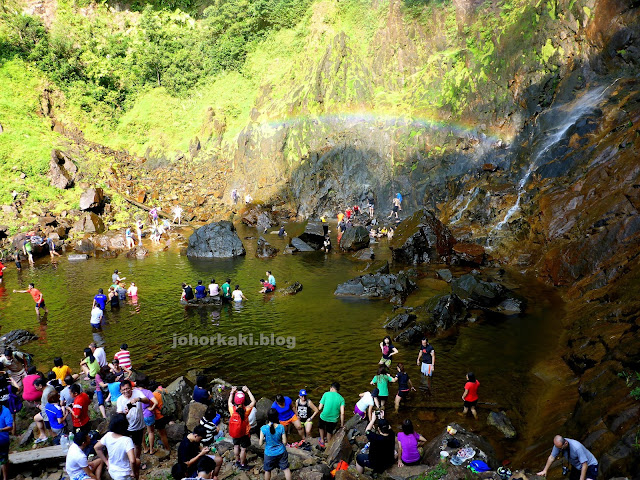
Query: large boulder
0,329,38,347
166,376,193,420
298,222,325,250
185,401,208,431
430,294,468,331
339,226,370,251
49,149,77,189
94,232,127,251
389,208,456,265
291,237,316,252
166,422,186,443
324,427,353,466
281,282,303,295
335,270,416,299
451,242,487,266
384,313,417,331
241,205,282,233
125,246,149,258
187,221,246,258
79,188,105,212
254,397,273,426
450,274,514,308
422,423,498,469
74,238,95,253
73,213,105,234
256,236,279,258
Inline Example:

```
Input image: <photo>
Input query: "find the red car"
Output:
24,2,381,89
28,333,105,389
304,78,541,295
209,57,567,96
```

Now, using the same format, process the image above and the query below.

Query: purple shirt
139,388,155,418
397,432,421,464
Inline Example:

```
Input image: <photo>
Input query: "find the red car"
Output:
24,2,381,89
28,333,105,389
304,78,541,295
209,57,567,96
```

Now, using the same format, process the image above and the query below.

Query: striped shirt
114,350,132,370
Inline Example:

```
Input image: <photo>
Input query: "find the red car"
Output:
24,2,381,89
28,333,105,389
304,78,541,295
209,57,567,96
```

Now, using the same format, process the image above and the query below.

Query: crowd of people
181,271,276,304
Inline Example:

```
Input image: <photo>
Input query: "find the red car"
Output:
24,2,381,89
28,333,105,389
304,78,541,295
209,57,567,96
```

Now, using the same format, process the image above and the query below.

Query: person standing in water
458,372,480,419
394,363,415,413
221,279,232,300
416,338,435,392
232,285,247,302
136,219,144,246
0,260,5,284
14,283,48,316
379,336,399,368
23,238,34,266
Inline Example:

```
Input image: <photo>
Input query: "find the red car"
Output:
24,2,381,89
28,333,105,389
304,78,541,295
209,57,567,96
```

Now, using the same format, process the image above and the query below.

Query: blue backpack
469,460,491,472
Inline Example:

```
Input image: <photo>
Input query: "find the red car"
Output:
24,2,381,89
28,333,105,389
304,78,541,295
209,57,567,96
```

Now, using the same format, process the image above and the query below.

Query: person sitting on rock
355,416,395,474
181,283,194,302
195,280,207,299
260,280,275,294
397,419,426,467
193,376,212,406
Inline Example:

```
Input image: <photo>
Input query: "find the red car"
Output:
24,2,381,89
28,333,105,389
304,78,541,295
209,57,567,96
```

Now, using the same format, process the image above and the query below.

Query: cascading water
451,187,479,224
486,82,617,244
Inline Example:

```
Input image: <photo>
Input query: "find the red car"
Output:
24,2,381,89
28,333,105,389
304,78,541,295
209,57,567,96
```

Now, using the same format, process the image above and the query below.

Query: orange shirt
29,288,42,303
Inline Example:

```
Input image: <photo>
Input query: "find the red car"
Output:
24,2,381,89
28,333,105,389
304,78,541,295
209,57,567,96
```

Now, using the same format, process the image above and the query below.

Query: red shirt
114,350,132,370
345,209,352,219
464,380,480,402
72,392,90,427
0,262,5,275
29,288,42,303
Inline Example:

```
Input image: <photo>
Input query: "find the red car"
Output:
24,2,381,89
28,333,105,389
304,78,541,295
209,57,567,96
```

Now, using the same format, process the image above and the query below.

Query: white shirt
93,347,107,367
66,443,89,478
90,307,103,325
117,389,146,431
232,290,244,302
100,432,135,480
356,392,374,411
209,283,220,296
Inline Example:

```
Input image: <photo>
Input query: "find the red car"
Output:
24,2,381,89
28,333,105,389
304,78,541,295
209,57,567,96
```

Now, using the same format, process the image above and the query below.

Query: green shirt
319,391,345,423
222,283,231,297
86,357,100,377
24,241,32,253
371,374,394,397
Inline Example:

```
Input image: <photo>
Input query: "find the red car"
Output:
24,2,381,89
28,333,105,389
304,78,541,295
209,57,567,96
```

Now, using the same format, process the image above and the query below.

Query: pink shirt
22,374,42,402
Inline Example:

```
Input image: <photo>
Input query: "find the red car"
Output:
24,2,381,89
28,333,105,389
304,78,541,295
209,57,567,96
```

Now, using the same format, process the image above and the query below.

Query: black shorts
127,428,145,446
393,206,399,212
397,389,409,399
570,465,598,480
356,453,371,468
264,451,289,472
233,435,251,449
75,423,91,433
36,300,46,308
318,418,337,435
15,262,21,269
463,400,478,408
0,442,8,465
155,416,170,430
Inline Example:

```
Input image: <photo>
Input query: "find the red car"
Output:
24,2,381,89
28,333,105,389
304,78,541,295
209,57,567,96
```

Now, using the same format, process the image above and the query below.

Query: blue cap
299,389,307,396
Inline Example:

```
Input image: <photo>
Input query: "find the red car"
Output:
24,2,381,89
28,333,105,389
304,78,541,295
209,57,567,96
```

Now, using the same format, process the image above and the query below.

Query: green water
0,222,563,463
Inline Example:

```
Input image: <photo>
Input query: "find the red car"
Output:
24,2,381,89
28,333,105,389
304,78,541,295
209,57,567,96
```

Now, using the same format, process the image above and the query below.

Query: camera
562,466,569,476
127,403,135,410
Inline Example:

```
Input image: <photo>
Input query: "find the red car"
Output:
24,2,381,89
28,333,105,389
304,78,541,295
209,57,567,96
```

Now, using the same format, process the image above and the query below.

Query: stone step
9,445,66,465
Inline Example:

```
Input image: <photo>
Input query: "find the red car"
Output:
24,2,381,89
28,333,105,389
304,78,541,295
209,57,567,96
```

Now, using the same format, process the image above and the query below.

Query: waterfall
488,82,616,240
451,187,479,224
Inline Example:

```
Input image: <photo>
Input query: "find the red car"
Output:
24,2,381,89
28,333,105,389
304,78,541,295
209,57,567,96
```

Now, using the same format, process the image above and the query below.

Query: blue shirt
261,423,285,456
195,285,206,299
0,406,13,444
271,397,294,421
94,294,107,310
193,386,210,405
268,275,276,287
45,403,64,430
108,382,122,403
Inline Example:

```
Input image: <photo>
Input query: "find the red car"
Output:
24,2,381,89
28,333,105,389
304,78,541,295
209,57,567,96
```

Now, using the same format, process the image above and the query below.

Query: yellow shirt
53,365,72,385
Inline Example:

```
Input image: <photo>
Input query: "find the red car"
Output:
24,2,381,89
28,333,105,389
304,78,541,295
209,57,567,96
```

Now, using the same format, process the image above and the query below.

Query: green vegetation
618,371,640,400
416,464,448,480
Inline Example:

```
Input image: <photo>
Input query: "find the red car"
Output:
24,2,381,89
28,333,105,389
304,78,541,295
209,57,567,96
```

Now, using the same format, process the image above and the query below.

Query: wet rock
291,237,316,252
73,213,105,234
281,282,303,295
451,242,486,266
94,232,127,251
384,313,417,331
333,470,360,480
296,465,329,480
386,464,430,478
256,236,279,258
352,248,375,261
437,269,453,282
325,428,353,466
49,149,77,189
187,221,246,258
450,274,511,308
125,246,149,259
298,222,325,250
241,205,281,233
19,422,36,447
255,397,273,426
334,270,416,299
422,423,497,468
339,226,370,251
430,294,468,331
0,329,38,347
487,411,517,439
74,238,95,253
497,298,524,313
79,188,105,212
390,208,456,265
393,324,426,343
186,401,208,431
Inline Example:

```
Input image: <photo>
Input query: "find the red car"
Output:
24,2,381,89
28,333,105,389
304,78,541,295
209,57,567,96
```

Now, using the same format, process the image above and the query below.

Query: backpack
160,389,176,417
229,406,248,438
469,460,491,473
331,460,349,477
